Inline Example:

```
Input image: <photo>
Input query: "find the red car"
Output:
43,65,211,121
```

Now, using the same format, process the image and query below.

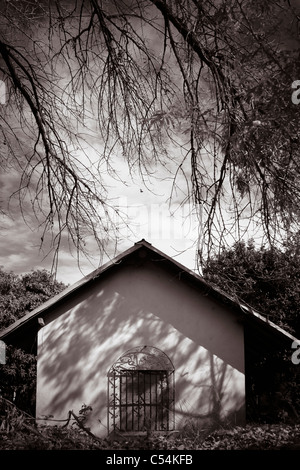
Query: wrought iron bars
107,346,175,433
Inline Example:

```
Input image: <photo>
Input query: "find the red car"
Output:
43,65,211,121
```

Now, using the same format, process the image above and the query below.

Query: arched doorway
107,346,175,433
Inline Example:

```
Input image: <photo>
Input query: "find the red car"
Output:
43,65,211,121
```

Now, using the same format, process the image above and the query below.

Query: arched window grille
107,346,175,433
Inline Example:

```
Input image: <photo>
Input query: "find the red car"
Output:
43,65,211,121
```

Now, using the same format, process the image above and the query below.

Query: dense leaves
202,239,300,423
195,424,300,450
202,239,300,337
0,268,66,331
0,346,36,415
0,268,66,415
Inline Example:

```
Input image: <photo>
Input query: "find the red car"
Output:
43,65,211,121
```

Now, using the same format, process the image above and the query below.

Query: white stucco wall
36,259,245,436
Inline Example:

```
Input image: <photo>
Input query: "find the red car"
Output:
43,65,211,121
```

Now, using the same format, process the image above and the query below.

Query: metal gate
108,346,174,433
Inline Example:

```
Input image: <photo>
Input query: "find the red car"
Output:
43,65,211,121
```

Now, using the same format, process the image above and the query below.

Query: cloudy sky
0,94,201,285
0,151,200,284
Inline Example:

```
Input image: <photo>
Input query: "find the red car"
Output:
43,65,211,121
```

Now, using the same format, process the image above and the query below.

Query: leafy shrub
0,268,66,415
0,345,36,415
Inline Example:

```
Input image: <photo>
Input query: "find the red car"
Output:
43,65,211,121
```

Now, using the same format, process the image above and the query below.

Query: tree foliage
0,268,66,414
0,346,36,415
202,239,300,423
0,0,300,267
202,238,300,337
0,267,66,331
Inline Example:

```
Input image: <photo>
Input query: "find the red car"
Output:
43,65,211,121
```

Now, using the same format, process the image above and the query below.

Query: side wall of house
36,259,245,436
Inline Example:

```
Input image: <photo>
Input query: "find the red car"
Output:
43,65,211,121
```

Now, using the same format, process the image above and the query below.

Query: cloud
0,145,201,285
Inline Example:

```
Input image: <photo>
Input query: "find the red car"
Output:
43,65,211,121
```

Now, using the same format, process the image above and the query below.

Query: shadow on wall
174,353,245,431
37,265,245,436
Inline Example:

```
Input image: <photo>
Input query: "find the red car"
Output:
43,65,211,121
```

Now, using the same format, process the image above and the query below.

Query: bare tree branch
0,0,299,270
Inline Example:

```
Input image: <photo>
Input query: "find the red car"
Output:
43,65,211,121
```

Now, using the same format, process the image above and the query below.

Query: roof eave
0,239,298,346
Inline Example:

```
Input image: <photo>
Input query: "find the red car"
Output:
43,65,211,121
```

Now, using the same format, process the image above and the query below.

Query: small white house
0,240,297,436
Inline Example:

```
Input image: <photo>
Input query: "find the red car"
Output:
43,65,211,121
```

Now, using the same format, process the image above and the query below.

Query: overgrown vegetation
0,398,300,450
0,268,66,331
0,345,36,415
203,239,300,423
0,268,66,419
203,238,300,337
